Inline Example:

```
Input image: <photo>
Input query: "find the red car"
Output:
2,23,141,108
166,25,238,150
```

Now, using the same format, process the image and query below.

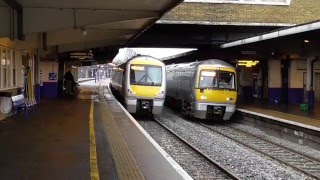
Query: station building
155,0,320,107
1,0,320,120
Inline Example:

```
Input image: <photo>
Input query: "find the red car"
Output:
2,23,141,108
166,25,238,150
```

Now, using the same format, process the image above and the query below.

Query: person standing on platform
64,70,74,95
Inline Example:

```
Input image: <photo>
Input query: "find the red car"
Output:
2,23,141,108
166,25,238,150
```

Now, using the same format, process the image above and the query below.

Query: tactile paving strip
99,97,145,180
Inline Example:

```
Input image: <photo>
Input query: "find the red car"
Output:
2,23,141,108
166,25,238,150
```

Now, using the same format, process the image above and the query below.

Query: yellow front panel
195,89,237,104
130,85,161,98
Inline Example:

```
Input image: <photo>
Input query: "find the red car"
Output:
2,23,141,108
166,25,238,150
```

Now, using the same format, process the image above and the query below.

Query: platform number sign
49,73,57,81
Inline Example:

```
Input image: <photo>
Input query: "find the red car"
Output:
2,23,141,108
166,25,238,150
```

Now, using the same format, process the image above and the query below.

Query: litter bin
300,103,308,111
0,92,12,114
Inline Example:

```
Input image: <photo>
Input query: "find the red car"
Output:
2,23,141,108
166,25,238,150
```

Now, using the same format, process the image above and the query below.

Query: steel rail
154,118,240,180
200,123,320,180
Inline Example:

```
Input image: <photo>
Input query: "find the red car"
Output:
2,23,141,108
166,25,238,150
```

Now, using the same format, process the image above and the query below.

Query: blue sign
49,73,57,80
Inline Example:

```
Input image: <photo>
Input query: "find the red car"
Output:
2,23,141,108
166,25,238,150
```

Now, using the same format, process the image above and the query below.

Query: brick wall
162,1,320,25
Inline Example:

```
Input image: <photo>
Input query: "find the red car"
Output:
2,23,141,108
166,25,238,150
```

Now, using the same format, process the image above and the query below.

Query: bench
11,94,27,115
11,94,37,117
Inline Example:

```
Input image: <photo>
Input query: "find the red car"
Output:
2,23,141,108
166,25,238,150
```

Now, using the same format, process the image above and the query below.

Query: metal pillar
306,57,319,108
3,0,24,40
34,49,40,102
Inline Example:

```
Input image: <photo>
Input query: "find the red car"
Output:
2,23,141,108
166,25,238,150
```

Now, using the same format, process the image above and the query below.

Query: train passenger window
130,65,162,86
219,71,235,90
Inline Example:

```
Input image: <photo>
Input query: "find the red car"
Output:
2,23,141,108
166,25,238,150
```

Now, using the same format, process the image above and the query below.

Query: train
166,59,237,120
110,55,166,115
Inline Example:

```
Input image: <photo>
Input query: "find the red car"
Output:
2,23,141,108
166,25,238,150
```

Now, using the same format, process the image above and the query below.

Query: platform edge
237,108,320,132
106,85,193,180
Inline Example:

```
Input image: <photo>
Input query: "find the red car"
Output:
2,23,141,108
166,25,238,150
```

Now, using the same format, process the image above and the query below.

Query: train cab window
130,65,162,86
219,71,236,90
199,70,218,88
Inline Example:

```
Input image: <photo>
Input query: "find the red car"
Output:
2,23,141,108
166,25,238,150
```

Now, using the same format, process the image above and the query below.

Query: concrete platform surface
0,80,191,179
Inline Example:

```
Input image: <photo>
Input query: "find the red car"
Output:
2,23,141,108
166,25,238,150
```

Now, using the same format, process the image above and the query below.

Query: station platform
0,80,190,179
236,101,320,146
237,101,320,132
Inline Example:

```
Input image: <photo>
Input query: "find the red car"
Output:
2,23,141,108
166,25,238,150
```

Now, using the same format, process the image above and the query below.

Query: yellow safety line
99,99,145,180
90,101,100,180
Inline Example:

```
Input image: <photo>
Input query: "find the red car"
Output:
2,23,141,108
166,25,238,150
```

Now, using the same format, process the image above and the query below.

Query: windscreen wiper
137,74,155,85
137,74,146,84
146,74,155,85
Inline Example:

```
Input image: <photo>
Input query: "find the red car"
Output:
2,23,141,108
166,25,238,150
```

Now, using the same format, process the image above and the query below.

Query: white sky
113,48,196,64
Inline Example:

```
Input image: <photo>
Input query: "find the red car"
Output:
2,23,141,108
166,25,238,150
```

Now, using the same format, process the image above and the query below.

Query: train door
314,73,320,103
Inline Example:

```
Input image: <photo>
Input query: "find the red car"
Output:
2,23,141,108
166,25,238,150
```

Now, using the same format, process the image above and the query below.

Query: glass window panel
2,69,6,88
12,50,16,86
1,48,7,88
130,65,162,86
199,70,218,88
13,69,16,86
219,71,236,90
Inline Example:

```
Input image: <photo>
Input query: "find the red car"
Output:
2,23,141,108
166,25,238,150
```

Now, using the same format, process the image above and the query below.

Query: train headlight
200,95,207,100
226,97,234,101
157,91,164,96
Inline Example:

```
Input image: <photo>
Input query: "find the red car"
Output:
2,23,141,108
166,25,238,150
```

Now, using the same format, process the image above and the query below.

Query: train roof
166,59,235,69
116,55,162,66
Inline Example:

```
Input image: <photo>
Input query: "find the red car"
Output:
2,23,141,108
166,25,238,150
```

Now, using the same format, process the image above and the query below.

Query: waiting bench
11,94,36,116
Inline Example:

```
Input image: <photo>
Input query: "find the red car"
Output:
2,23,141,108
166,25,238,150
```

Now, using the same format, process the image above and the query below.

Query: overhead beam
86,17,156,30
2,33,38,50
220,20,320,48
7,33,134,51
3,0,24,40
58,37,133,52
23,8,159,34
0,7,10,37
126,0,183,45
2,0,21,9
46,29,138,46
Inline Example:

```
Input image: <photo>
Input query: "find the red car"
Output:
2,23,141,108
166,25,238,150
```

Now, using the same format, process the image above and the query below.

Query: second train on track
166,59,237,120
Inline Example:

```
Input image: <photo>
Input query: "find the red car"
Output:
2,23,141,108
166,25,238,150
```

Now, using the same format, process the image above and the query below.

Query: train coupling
141,100,151,110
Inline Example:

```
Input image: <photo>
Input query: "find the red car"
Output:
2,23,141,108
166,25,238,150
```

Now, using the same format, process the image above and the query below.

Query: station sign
70,50,93,61
241,50,256,55
49,73,57,81
237,60,259,67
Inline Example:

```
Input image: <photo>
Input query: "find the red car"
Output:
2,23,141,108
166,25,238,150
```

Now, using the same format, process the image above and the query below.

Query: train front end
124,57,166,115
193,65,237,120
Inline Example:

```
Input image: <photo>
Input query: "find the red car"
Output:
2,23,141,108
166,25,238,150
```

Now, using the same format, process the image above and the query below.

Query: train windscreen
130,65,162,86
199,70,235,90
218,71,236,90
199,71,218,88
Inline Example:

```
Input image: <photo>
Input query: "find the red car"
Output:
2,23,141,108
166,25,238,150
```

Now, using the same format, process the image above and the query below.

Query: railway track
200,123,320,180
152,118,240,180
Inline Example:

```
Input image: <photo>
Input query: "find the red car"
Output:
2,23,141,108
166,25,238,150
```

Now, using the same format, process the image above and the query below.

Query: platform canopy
0,0,182,52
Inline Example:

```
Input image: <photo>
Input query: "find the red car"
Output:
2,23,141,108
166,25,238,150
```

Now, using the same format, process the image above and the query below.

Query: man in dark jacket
64,70,74,95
